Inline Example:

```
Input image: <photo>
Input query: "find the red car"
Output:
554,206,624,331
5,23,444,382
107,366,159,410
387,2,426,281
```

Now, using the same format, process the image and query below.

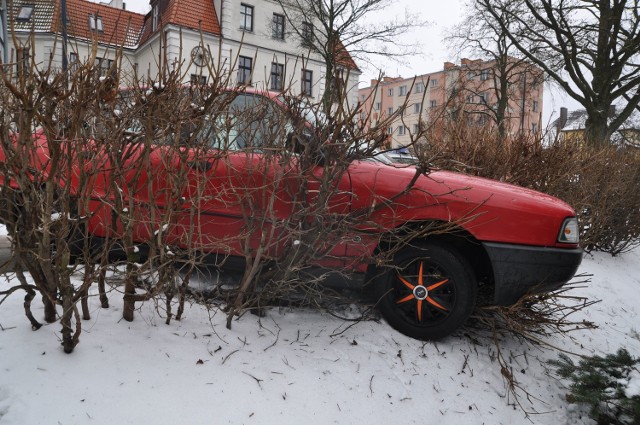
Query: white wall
7,0,361,110
0,0,6,64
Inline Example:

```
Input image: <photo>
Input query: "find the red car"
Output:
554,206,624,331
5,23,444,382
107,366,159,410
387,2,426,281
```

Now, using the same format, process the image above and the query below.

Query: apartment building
359,58,543,148
4,0,360,106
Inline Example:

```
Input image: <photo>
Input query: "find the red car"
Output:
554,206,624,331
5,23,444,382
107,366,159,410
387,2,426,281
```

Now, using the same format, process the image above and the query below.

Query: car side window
129,92,295,152
223,93,290,151
200,114,243,151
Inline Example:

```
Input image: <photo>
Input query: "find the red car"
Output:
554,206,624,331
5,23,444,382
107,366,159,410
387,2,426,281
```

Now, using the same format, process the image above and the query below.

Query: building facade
552,106,640,148
0,0,7,63
3,0,360,107
358,58,543,148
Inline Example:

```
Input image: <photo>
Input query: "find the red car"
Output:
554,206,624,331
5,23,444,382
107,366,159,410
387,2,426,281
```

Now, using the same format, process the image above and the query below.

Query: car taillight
558,217,579,244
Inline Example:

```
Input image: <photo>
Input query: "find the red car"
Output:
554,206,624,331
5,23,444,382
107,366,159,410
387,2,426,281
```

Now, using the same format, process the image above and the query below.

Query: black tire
374,241,477,340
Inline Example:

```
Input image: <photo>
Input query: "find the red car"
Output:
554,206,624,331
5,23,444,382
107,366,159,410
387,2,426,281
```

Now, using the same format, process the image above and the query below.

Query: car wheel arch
364,221,495,299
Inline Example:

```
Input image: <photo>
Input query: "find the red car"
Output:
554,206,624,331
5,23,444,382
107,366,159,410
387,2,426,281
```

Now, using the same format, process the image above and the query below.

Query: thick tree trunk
584,112,611,147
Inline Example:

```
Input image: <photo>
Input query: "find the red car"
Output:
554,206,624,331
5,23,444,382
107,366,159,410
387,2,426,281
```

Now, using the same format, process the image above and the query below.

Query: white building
4,0,360,107
0,0,7,63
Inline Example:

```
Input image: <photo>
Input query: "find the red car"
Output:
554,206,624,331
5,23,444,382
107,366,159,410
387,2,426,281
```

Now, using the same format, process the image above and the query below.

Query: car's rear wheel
374,242,477,340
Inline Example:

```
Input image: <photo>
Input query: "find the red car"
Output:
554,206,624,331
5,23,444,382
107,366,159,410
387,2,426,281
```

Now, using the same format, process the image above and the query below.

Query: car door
171,92,352,266
165,93,296,259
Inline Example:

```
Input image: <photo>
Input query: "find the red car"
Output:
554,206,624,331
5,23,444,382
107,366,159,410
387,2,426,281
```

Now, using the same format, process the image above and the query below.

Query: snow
625,369,640,398
1,249,639,425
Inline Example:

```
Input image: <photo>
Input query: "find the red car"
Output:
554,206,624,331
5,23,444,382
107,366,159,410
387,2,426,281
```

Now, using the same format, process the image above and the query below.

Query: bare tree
445,2,544,142
479,0,640,146
273,0,426,111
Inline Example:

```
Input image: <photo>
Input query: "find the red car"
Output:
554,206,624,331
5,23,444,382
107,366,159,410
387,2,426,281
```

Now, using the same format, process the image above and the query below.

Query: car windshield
284,96,327,127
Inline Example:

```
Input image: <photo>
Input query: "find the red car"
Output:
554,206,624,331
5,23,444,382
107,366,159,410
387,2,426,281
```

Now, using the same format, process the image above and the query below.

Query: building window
240,4,254,32
413,124,419,133
374,102,381,111
430,100,437,108
467,72,475,80
430,79,437,87
467,95,474,103
272,13,285,40
237,56,252,84
301,22,314,47
334,68,346,95
399,86,407,96
69,52,79,71
17,47,30,77
190,74,207,85
89,15,103,32
152,5,159,31
480,69,490,81
531,122,538,132
387,88,394,96
478,93,488,104
414,103,422,114
387,107,393,116
301,69,313,96
387,127,393,135
398,125,406,135
96,58,114,77
270,62,284,91
532,100,539,112
415,82,424,93
17,6,34,21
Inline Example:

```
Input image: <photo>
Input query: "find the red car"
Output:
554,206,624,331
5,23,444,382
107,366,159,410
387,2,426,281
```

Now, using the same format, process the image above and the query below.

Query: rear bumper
482,242,583,305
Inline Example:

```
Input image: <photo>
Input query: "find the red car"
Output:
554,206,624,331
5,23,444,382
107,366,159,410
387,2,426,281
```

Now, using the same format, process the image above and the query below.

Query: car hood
348,160,576,247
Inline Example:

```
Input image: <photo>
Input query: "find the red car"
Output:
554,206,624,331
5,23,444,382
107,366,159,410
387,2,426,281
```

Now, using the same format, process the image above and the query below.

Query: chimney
443,62,455,70
558,107,568,130
461,58,470,66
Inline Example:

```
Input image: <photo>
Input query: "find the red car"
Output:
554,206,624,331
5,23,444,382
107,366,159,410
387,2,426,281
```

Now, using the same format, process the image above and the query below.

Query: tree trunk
60,285,75,353
23,289,43,330
584,112,611,147
98,258,109,308
122,273,136,322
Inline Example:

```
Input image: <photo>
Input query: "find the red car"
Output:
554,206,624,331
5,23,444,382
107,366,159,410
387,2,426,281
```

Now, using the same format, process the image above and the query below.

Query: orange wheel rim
394,260,453,324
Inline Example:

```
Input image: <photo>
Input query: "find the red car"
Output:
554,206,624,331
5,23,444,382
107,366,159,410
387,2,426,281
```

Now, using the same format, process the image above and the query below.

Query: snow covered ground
0,248,638,425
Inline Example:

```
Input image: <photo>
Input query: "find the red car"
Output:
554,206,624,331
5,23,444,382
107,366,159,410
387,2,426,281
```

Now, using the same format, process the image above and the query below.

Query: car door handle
187,161,213,172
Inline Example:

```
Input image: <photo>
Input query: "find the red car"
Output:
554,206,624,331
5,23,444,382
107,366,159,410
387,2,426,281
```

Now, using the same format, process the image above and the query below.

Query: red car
1,89,582,340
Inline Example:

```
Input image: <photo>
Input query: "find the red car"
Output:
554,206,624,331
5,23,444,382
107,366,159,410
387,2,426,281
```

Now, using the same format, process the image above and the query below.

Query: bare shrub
468,275,599,412
562,148,640,255
422,120,640,255
0,45,111,352
0,35,449,351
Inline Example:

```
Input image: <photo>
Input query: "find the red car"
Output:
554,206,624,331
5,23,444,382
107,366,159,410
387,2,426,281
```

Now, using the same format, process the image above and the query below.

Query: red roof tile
138,0,221,46
53,0,145,48
9,0,57,32
335,41,358,71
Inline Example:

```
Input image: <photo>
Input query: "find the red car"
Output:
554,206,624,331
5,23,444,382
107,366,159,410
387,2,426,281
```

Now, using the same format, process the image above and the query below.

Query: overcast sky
110,0,576,124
